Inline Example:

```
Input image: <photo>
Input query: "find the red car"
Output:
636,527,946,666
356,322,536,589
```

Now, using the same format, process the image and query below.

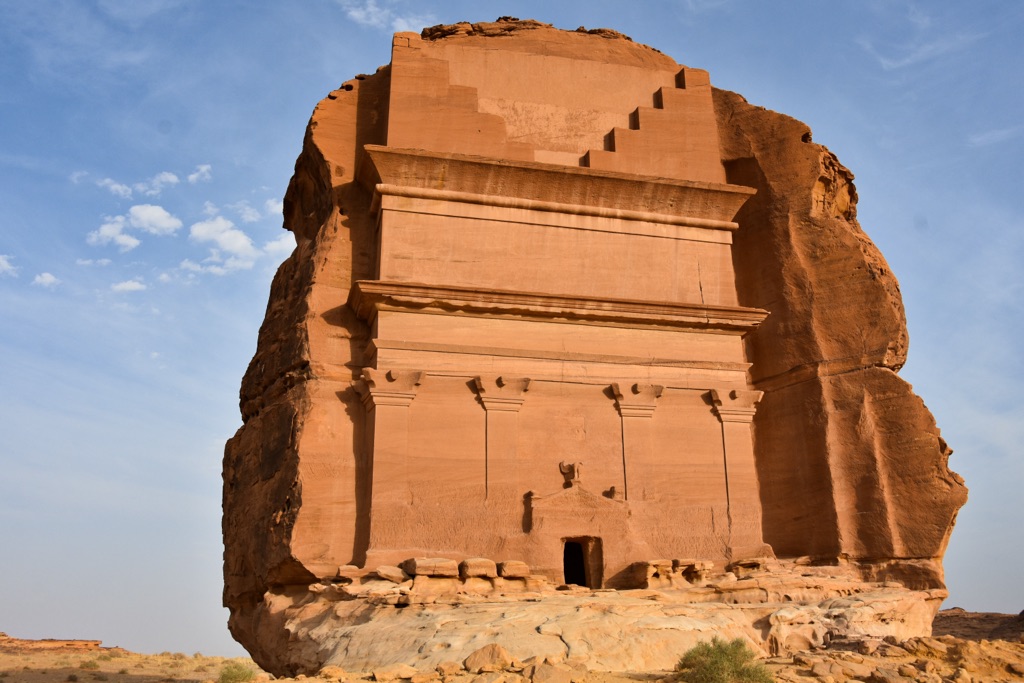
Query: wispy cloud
187,164,212,184
859,31,983,70
337,0,434,33
111,278,146,292
857,4,984,71
968,125,1024,148
227,201,261,224
264,198,284,216
69,170,89,184
133,171,179,197
0,254,18,277
97,177,133,198
32,272,60,288
76,258,112,266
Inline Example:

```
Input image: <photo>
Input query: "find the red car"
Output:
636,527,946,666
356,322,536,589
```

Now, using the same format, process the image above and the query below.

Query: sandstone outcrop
223,18,967,675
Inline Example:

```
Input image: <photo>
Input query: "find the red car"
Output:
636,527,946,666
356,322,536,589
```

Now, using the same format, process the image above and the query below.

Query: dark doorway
562,536,603,587
563,541,587,586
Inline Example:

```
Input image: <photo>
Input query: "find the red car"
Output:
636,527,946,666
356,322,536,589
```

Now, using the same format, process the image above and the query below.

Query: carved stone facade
223,19,966,675
344,130,770,583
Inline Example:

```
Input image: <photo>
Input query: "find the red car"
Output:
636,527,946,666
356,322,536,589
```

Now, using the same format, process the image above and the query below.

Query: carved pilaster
611,382,664,501
708,387,766,555
352,367,424,561
473,375,530,500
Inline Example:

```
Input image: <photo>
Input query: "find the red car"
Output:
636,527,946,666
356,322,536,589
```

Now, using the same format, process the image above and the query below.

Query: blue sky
1,0,1021,658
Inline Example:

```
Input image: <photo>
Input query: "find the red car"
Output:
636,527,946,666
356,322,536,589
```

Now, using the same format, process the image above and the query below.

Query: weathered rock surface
223,17,967,676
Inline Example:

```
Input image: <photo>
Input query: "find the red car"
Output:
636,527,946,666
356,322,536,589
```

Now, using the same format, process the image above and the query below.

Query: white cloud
188,216,259,272
87,215,141,252
32,272,60,288
97,177,133,198
87,205,181,251
0,254,18,277
133,171,179,196
69,170,88,184
128,204,182,235
264,232,296,259
264,198,284,216
76,258,112,266
338,0,433,33
187,164,212,184
201,201,219,216
111,278,146,292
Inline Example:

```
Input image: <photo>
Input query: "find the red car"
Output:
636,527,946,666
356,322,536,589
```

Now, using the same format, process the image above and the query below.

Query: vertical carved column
710,388,765,553
612,382,664,501
473,375,530,500
353,368,424,553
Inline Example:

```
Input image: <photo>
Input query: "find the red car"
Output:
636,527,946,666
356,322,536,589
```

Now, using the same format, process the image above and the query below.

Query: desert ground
2,609,1022,683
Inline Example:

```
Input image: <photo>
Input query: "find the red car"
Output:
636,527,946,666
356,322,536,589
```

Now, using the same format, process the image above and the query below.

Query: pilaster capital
473,375,531,412
612,382,664,418
709,388,763,424
353,367,424,409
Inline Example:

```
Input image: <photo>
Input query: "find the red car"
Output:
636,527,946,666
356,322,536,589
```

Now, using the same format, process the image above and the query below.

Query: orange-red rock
222,18,967,675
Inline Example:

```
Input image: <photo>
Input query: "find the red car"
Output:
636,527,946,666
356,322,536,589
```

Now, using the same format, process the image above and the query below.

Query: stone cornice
361,145,755,229
349,280,768,334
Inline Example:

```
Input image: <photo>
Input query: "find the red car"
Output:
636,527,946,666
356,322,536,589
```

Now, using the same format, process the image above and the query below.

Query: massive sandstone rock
223,18,967,675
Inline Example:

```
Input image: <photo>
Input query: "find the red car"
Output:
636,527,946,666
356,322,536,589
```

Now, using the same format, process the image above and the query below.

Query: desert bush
118,670,128,675
676,637,773,683
94,675,109,681
67,675,78,682
218,662,255,683
97,655,112,662
79,661,100,670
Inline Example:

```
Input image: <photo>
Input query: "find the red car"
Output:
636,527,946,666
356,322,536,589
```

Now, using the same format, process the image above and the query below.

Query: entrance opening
562,536,603,587
563,542,587,586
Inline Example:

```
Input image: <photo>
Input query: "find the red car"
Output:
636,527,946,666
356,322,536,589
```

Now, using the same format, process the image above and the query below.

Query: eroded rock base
247,563,945,675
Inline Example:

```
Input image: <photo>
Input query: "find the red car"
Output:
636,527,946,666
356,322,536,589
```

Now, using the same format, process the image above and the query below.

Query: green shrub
218,661,255,683
676,637,774,683
79,661,100,671
66,675,78,682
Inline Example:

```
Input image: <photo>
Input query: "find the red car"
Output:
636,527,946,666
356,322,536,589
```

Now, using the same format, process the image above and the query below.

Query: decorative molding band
362,145,755,227
350,280,768,334
375,183,741,231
